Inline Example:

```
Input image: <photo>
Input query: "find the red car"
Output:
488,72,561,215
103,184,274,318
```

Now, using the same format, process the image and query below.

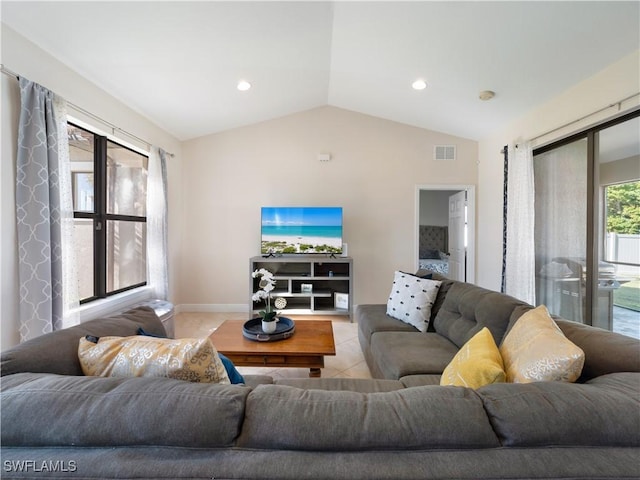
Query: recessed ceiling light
412,79,427,90
479,90,495,101
237,80,251,91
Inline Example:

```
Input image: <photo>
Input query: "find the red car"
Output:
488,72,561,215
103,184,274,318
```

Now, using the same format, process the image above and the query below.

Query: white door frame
415,184,476,283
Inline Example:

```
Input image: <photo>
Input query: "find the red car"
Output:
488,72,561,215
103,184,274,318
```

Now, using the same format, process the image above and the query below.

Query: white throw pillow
386,271,442,332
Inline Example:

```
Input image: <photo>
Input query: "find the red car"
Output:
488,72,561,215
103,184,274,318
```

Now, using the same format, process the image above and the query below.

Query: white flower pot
262,320,277,334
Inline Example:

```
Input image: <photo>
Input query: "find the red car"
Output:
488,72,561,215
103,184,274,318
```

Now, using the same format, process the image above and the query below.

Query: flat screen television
261,206,343,255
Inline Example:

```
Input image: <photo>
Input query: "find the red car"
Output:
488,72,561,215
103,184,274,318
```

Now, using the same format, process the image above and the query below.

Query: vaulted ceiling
2,1,639,141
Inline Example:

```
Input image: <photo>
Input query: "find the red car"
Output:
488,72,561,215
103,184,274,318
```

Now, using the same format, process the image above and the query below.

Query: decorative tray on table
242,317,295,342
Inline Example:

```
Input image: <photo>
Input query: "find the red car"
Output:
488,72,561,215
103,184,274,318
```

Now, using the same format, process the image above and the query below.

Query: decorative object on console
334,292,349,310
386,271,442,332
251,268,287,333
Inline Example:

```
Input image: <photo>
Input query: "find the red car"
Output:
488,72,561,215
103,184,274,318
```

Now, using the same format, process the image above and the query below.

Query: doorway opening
415,185,476,283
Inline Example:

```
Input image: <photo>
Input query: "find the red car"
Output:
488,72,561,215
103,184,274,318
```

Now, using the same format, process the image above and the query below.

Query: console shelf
250,256,353,318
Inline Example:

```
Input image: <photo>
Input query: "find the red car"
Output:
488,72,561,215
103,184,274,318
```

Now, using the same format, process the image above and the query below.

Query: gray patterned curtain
16,78,78,341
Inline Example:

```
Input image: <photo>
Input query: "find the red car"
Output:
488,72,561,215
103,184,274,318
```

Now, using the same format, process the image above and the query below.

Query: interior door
448,191,466,281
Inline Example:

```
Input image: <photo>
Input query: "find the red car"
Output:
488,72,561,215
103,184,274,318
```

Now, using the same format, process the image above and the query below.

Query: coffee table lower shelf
210,319,336,378
221,353,326,377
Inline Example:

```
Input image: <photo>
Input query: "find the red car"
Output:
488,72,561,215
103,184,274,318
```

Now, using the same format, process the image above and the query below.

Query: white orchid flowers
252,269,286,322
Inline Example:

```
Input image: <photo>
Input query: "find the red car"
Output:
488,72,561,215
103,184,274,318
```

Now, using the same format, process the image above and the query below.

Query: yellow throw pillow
78,335,230,384
499,305,585,383
440,327,506,389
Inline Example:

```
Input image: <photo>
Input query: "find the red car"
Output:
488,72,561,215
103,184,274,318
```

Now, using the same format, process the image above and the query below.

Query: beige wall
179,106,478,310
0,69,20,348
476,50,640,292
1,26,183,349
419,190,458,226
600,156,640,186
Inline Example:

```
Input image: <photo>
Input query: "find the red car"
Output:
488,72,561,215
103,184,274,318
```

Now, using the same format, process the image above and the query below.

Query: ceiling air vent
434,145,456,161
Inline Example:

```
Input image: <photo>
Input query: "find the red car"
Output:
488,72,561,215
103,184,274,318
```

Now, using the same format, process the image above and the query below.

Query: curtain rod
528,92,640,145
500,91,639,154
1,64,175,157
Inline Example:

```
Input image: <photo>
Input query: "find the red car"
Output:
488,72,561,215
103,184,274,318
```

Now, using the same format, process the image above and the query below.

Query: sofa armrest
0,306,165,376
555,319,640,381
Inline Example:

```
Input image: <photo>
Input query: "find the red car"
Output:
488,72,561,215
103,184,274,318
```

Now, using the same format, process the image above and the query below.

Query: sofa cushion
415,271,456,329
433,282,528,348
386,271,441,332
504,304,534,336
242,374,274,388
275,377,406,393
0,373,249,447
356,304,418,342
238,384,500,451
370,331,458,379
440,327,505,389
555,318,640,381
478,372,640,447
0,307,165,377
78,335,230,384
400,374,442,387
500,305,584,383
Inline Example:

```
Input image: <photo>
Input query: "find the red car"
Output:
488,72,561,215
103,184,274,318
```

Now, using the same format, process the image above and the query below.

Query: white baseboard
175,304,249,314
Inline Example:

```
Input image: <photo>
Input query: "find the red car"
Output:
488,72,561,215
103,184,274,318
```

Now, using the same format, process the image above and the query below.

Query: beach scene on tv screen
261,207,342,254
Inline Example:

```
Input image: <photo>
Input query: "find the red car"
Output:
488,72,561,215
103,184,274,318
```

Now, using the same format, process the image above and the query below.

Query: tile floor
175,312,372,380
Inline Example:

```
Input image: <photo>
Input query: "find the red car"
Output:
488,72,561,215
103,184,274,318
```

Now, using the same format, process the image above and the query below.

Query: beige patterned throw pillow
78,335,230,384
499,305,584,383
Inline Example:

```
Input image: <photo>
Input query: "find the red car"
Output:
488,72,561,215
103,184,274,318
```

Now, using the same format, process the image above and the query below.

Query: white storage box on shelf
135,299,175,337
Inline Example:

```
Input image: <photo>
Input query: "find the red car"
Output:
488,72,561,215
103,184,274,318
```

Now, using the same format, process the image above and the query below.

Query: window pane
107,141,148,216
534,138,588,323
604,182,640,264
68,124,95,212
107,220,146,292
74,218,94,300
598,116,640,338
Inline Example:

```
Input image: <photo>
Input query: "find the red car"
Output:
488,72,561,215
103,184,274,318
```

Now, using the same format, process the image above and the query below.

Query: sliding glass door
596,118,640,337
533,111,639,339
534,138,588,323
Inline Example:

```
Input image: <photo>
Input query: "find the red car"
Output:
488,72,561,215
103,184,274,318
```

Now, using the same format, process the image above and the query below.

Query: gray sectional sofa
357,272,640,385
2,274,639,480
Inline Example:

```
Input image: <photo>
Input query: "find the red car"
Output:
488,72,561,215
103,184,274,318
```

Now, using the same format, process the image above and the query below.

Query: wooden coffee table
210,319,336,377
